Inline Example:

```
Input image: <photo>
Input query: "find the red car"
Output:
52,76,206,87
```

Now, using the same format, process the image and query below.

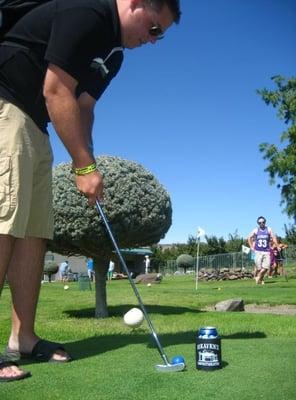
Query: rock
174,271,182,276
134,273,162,284
195,268,256,282
215,298,245,312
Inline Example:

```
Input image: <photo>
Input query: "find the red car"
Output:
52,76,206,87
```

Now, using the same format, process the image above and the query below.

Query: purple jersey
254,228,271,252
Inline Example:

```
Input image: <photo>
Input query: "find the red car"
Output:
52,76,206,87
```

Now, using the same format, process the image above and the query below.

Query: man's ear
130,0,144,11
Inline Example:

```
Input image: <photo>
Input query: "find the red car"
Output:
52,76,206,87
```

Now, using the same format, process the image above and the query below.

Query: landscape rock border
198,268,253,281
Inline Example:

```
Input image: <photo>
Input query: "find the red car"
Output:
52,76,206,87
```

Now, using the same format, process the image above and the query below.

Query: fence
159,245,296,275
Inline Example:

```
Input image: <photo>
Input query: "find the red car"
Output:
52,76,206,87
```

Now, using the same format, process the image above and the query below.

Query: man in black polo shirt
0,0,181,382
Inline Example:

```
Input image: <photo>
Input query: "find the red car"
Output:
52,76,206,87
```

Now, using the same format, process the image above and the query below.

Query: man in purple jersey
248,216,278,285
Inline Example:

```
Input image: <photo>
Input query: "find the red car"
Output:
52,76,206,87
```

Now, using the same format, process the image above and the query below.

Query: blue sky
49,0,296,244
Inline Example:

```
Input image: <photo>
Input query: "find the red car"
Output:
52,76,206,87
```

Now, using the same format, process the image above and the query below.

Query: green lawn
1,275,296,400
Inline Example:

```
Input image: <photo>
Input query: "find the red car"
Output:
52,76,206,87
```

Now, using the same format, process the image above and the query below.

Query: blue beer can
196,326,222,370
198,327,218,339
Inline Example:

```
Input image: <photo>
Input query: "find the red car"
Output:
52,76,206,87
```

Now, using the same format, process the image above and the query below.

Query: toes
0,365,27,379
50,350,71,362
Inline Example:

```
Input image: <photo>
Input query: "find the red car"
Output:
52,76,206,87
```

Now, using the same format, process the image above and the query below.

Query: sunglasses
258,220,265,224
149,25,164,40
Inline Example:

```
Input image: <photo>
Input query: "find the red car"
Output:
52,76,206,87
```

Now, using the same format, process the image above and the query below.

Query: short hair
146,0,182,24
257,216,266,224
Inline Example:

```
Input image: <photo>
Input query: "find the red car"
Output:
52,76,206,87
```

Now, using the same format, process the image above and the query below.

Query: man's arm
77,92,96,154
247,230,255,250
43,64,103,203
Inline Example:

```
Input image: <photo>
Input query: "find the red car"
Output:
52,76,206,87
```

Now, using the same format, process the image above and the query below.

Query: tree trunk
94,258,109,318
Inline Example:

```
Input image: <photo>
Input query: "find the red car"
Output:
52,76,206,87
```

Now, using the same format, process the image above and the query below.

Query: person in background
107,260,115,281
86,258,95,282
248,216,278,285
274,239,288,276
268,241,277,278
59,260,69,282
144,255,151,274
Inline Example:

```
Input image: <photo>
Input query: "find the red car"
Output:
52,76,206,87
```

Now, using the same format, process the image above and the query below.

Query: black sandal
28,339,72,363
3,340,72,363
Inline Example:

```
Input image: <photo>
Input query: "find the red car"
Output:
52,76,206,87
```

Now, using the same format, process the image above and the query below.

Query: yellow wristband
74,163,97,176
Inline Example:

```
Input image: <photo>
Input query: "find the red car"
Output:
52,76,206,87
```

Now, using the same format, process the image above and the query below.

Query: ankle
8,334,39,353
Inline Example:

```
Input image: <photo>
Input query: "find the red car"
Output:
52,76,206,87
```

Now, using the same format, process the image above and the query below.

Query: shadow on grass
64,304,203,319
38,330,266,362
15,328,266,367
221,331,266,339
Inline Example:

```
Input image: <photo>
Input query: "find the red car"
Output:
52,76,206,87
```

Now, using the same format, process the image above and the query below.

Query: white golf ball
123,308,144,328
147,283,151,287
64,285,69,290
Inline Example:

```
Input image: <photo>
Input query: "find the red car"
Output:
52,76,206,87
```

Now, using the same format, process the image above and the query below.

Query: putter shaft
95,199,170,366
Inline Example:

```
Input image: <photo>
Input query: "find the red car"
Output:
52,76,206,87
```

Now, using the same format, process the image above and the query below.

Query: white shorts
255,251,270,270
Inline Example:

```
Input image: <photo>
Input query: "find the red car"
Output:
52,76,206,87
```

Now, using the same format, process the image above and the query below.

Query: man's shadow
64,303,203,318
56,304,267,361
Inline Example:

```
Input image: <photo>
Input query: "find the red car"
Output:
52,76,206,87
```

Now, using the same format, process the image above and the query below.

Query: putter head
155,362,186,372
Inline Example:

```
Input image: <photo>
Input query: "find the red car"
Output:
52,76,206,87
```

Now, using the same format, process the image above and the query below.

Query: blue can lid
198,326,218,337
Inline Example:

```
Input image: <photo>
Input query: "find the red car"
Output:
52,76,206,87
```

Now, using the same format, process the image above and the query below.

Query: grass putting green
0,275,295,399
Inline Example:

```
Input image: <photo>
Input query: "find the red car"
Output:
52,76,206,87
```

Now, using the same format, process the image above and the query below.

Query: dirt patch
204,304,296,315
244,304,296,315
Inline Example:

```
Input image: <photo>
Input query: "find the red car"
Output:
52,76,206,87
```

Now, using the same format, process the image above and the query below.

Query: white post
241,249,243,270
195,227,205,290
195,237,200,290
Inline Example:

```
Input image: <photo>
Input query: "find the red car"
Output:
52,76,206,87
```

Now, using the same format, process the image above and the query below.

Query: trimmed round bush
43,261,59,282
48,156,172,258
176,254,194,272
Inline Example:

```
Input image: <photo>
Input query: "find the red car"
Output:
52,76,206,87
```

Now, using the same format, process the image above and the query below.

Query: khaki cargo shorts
0,98,54,239
255,251,270,270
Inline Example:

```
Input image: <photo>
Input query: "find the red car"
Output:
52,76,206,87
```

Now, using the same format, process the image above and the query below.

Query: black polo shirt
0,0,123,132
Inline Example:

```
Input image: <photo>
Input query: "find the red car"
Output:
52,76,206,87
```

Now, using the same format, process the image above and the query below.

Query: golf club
95,199,185,373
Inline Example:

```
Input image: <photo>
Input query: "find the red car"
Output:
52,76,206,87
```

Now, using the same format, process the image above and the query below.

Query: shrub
176,254,194,273
47,155,172,317
43,261,59,282
48,156,172,258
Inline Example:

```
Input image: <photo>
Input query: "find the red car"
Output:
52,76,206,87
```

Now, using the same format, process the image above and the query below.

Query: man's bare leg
0,234,29,380
0,234,15,291
6,236,70,361
256,268,267,285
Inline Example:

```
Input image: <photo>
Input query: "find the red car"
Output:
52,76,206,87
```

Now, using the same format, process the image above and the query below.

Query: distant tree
284,224,296,245
185,235,199,256
205,236,226,255
150,244,172,271
48,156,172,317
43,261,59,283
161,244,187,260
257,75,296,220
152,231,250,268
225,230,244,253
176,254,194,273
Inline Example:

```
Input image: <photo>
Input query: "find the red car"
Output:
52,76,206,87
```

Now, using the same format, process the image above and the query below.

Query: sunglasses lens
149,26,163,38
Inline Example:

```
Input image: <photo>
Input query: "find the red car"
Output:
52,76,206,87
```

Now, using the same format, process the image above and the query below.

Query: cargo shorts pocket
0,156,13,217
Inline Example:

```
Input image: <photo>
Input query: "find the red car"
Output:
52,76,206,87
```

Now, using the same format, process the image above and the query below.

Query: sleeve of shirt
76,48,123,100
44,7,107,81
